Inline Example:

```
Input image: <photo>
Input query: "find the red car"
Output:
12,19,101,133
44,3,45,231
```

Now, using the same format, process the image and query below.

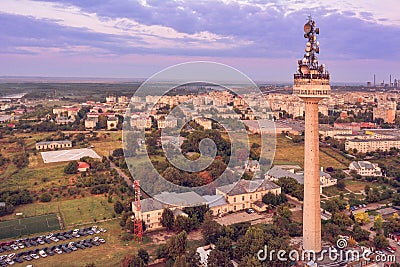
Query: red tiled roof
78,162,90,169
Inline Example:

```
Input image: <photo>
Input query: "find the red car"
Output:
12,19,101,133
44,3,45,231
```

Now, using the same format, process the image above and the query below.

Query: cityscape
0,1,400,267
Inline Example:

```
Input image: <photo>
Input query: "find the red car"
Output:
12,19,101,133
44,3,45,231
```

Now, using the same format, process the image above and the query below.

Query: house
132,191,207,231
85,117,98,129
78,161,90,172
215,179,281,214
157,116,178,129
36,140,72,150
265,165,337,193
349,161,382,177
107,117,118,130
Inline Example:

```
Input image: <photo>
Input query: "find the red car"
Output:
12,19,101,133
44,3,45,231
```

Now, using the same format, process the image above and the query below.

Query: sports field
41,148,101,163
0,213,61,239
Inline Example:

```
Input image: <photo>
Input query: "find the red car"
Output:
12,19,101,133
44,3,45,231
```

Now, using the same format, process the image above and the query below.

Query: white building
349,161,382,177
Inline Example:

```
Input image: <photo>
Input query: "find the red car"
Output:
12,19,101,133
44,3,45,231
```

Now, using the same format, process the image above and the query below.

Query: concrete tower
293,17,330,252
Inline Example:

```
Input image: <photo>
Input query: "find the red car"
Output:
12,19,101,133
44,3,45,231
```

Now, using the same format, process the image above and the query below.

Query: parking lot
0,225,106,266
215,211,273,226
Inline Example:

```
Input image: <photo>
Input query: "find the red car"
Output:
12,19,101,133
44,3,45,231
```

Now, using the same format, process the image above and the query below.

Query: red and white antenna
133,180,143,242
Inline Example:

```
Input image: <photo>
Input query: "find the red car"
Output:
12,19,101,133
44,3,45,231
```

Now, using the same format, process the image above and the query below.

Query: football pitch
0,213,61,240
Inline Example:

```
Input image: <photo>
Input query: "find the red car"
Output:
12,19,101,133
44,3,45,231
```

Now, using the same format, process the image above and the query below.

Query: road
110,161,133,187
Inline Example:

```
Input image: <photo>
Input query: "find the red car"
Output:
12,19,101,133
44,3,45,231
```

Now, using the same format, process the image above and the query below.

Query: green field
2,196,115,228
0,213,60,239
273,136,350,169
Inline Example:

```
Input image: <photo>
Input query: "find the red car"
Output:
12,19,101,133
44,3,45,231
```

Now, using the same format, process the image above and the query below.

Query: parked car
30,254,39,259
39,250,47,258
54,248,62,254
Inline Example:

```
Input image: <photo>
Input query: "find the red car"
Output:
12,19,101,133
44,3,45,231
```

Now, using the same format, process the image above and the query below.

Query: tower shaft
293,16,330,253
303,99,322,252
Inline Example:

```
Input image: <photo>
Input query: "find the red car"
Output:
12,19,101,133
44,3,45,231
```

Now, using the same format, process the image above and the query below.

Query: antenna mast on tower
133,180,143,242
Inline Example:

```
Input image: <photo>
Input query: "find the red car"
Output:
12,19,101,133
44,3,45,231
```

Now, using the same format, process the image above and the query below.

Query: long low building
345,138,400,153
36,140,72,150
132,178,282,230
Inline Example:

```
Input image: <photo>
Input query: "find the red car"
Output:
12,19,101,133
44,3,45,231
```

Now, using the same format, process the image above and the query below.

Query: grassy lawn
273,136,349,169
344,180,374,193
1,196,116,228
322,186,347,197
1,159,71,191
91,132,122,157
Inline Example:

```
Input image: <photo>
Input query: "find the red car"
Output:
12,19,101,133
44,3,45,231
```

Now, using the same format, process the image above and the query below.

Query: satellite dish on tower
301,65,310,74
304,22,312,34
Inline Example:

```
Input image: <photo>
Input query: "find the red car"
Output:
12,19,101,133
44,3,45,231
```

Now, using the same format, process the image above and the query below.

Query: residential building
215,179,281,213
194,117,212,130
265,165,337,193
345,138,400,153
132,191,207,231
85,117,98,129
107,117,118,130
349,161,382,177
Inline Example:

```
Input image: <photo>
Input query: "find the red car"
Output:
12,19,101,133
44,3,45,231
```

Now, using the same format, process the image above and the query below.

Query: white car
54,248,62,254
93,237,99,242
99,239,106,244
7,253,15,259
4,258,14,265
50,237,59,242
46,233,53,238
10,245,18,250
39,250,47,258
30,254,39,259
17,243,24,249
0,256,6,260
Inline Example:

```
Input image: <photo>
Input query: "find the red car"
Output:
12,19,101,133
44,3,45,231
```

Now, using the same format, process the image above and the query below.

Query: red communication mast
133,180,143,242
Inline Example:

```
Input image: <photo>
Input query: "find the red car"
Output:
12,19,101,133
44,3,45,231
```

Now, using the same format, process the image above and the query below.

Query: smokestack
390,75,392,87
374,74,376,87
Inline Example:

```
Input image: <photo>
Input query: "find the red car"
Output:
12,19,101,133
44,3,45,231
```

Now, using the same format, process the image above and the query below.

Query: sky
0,0,399,83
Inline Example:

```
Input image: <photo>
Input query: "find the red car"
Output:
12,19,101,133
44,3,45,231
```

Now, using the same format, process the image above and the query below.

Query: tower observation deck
294,17,330,253
293,16,330,99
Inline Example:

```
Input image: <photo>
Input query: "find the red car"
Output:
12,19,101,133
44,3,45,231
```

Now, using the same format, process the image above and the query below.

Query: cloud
0,0,399,80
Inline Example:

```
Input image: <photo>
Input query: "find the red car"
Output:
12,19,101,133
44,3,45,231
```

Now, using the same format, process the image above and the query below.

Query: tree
166,230,187,259
174,215,192,232
215,236,233,258
353,225,370,242
40,193,52,202
262,192,287,206
64,161,78,174
331,212,353,230
354,212,370,225
138,248,149,264
276,204,292,220
374,214,384,233
201,214,222,244
173,255,187,267
373,234,389,249
336,180,346,190
114,200,124,214
112,148,124,157
208,249,233,267
160,208,175,230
